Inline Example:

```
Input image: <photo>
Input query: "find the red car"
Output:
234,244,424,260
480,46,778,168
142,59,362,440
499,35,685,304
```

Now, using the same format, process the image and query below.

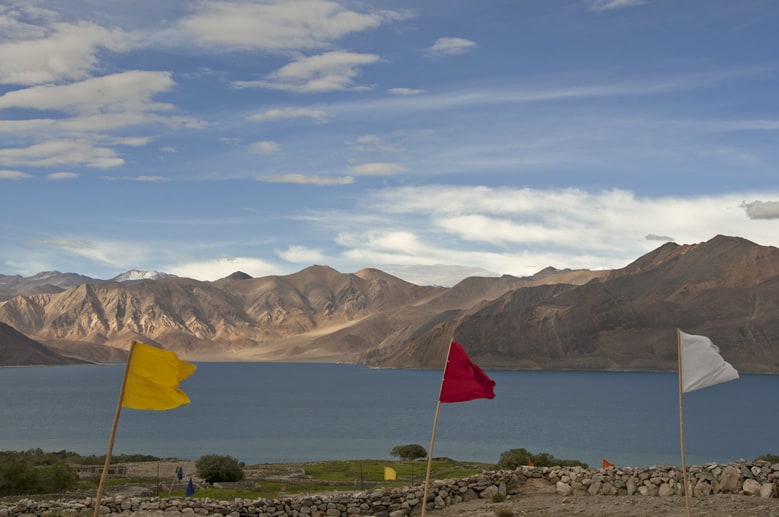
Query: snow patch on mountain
111,270,175,282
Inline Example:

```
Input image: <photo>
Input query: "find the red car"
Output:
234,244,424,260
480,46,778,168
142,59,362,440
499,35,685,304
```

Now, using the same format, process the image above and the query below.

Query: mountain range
1,235,777,373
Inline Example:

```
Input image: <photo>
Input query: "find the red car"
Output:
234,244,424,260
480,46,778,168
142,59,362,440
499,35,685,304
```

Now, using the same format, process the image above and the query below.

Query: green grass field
167,458,489,500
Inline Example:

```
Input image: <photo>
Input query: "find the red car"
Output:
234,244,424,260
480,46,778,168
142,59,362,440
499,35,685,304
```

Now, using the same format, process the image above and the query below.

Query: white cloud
349,134,396,152
645,234,675,242
388,87,426,96
378,264,497,287
167,256,282,281
233,51,379,93
248,107,328,123
743,200,779,220
0,20,137,85
0,4,52,41
257,174,354,186
179,0,405,50
0,140,123,168
0,169,32,180
47,172,78,180
0,112,202,135
428,37,477,56
348,162,408,175
276,245,325,264
109,175,169,182
355,134,382,145
586,0,647,11
337,231,439,264
35,238,149,269
0,71,176,114
250,141,280,155
319,186,779,281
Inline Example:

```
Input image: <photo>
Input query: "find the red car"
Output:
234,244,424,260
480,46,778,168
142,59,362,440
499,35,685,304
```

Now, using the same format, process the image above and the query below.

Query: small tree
496,448,588,469
496,448,532,470
390,444,427,461
195,454,245,483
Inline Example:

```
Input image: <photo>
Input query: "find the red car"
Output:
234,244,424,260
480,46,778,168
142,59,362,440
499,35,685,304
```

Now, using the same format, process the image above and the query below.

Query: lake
0,363,775,468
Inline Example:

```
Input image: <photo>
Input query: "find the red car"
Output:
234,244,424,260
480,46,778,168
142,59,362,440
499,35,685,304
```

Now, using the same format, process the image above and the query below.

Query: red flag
439,341,496,403
602,458,615,469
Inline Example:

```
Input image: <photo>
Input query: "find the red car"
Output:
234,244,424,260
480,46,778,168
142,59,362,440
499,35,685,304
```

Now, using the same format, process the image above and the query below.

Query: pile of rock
522,461,777,499
1,460,777,516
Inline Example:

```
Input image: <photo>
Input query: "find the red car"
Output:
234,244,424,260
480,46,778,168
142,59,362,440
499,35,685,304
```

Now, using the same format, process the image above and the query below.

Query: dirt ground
424,493,779,517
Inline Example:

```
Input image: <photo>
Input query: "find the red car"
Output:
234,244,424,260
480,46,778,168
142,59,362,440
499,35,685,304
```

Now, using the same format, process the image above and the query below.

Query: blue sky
0,0,777,286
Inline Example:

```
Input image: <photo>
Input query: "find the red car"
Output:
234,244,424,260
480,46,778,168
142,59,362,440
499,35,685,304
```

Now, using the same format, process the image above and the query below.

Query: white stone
719,466,741,493
555,481,572,496
743,478,762,496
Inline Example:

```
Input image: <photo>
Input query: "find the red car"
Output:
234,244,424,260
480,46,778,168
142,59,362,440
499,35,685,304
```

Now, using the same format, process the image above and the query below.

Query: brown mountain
0,235,777,372
0,271,99,301
369,235,779,373
0,265,446,363
0,321,83,366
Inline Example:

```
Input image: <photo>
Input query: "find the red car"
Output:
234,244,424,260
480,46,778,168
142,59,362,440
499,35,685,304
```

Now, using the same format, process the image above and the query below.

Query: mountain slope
368,235,779,372
0,266,445,362
0,321,83,366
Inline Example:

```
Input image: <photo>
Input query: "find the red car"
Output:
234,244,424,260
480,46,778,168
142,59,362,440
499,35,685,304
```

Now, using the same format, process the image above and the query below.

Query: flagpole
677,329,692,517
93,342,136,517
420,340,454,517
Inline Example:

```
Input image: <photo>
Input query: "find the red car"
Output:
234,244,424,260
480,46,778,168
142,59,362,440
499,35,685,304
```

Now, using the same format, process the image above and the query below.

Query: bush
755,454,779,463
496,448,588,470
0,459,77,495
389,444,427,461
195,454,245,483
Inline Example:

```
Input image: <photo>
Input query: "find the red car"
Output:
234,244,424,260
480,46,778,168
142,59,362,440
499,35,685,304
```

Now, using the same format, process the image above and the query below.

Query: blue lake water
0,363,775,468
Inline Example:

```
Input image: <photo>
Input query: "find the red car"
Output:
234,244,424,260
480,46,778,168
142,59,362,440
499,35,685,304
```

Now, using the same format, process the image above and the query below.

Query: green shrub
0,459,77,495
389,444,427,461
195,454,245,483
496,448,588,470
755,454,779,463
492,493,506,503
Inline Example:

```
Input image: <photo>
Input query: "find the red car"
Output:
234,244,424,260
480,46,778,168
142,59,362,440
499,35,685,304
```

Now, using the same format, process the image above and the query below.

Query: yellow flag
122,342,196,410
384,467,397,481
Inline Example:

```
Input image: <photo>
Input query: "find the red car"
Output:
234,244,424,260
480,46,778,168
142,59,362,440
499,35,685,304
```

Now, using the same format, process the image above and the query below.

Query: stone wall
2,461,778,517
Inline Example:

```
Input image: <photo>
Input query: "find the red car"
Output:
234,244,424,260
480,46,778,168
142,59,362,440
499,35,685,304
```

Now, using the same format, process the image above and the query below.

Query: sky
0,0,777,287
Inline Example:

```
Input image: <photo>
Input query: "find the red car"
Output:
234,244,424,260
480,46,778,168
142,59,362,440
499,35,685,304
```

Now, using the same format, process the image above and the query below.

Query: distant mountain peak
30,271,62,280
111,270,174,283
223,271,253,281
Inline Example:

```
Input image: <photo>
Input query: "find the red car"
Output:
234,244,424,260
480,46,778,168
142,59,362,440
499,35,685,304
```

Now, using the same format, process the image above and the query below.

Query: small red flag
602,458,615,469
439,341,496,403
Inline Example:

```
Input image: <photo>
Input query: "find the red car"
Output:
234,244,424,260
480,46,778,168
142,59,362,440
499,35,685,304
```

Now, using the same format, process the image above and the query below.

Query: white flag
679,330,739,393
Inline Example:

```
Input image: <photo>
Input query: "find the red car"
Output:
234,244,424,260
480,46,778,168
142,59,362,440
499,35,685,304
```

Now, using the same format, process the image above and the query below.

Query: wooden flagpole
93,342,136,517
677,329,692,517
420,340,455,517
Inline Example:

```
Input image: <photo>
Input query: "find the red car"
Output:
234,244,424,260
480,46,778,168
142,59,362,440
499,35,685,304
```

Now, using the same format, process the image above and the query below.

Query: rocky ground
425,492,779,516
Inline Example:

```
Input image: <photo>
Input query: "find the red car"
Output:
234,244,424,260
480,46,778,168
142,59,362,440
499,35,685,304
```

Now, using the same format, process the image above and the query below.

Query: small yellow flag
384,467,397,481
121,342,196,410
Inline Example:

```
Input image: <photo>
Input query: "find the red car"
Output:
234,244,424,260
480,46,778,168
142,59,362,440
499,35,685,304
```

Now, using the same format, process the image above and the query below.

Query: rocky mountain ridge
0,269,173,301
1,235,777,372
